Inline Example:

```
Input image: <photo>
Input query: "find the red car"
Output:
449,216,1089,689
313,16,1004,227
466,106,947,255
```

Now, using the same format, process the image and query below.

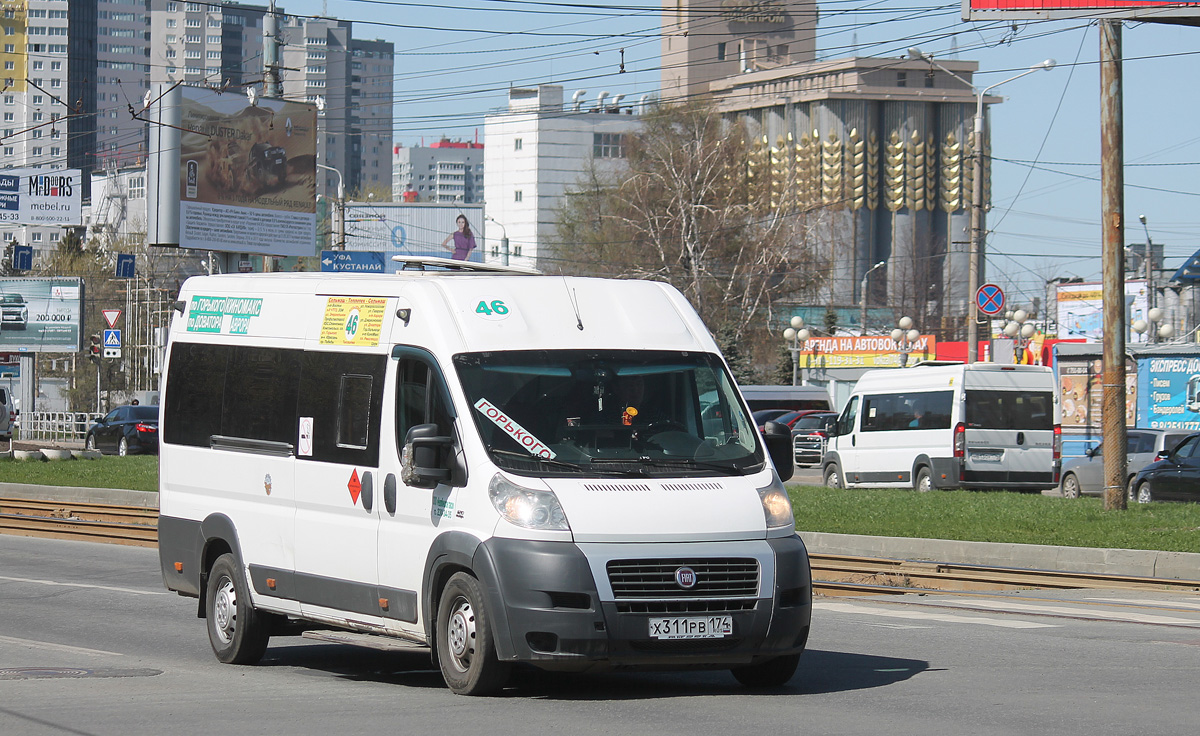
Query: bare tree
554,101,823,355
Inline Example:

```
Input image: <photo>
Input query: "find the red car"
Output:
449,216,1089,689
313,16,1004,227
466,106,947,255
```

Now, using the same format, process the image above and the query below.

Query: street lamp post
909,49,1055,363
1132,308,1175,343
860,260,886,336
782,316,811,385
1139,214,1156,340
1002,308,1037,363
316,164,345,250
485,215,510,266
890,316,921,368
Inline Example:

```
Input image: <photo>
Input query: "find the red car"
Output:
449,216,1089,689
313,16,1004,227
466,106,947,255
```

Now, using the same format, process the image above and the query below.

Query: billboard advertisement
0,277,85,352
1138,353,1200,431
179,87,317,257
964,1,1200,21
1059,357,1136,429
0,169,83,226
1056,280,1152,343
796,335,938,369
342,203,485,263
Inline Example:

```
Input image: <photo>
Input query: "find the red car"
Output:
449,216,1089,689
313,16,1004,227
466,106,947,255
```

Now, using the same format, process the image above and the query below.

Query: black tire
823,464,843,489
731,653,801,688
205,553,270,665
118,436,129,456
436,572,511,696
85,434,96,451
914,466,933,493
1135,480,1153,504
1061,473,1080,499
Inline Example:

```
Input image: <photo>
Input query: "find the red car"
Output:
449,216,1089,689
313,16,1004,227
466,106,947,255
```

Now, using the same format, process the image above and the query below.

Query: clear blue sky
284,1,1200,309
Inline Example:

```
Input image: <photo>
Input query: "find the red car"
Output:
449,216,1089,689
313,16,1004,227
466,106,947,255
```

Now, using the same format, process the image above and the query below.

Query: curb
799,531,1200,582
0,483,158,509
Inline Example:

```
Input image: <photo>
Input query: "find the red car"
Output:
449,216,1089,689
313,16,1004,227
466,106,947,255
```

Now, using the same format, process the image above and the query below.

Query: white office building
483,85,643,269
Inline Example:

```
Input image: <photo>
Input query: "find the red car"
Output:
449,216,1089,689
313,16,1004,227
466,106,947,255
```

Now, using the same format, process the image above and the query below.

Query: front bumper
480,535,812,671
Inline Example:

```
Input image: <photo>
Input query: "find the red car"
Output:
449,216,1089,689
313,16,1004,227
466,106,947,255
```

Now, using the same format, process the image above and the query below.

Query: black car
85,405,159,456
1128,431,1200,503
790,411,838,466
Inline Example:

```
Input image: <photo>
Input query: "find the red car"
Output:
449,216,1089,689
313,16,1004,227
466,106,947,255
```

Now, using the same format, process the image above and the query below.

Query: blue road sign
12,244,32,271
103,329,121,348
976,283,1006,316
321,250,386,273
115,253,136,279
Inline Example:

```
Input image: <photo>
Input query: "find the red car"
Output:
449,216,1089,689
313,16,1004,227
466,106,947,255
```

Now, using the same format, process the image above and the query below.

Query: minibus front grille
606,558,759,598
614,599,757,614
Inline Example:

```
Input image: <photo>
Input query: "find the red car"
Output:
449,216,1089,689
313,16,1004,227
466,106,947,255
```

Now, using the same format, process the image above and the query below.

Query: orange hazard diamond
347,469,361,504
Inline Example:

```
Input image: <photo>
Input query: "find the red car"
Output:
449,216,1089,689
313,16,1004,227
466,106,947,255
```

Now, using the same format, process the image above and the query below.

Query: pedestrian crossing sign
103,329,121,348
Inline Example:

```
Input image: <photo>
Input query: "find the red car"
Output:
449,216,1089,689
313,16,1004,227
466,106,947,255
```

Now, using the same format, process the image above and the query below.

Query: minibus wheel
914,467,933,493
731,653,800,688
436,572,511,696
205,553,270,664
822,464,843,489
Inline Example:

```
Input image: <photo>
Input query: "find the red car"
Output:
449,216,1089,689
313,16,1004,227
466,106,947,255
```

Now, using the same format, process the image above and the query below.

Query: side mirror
1086,445,1100,458
401,423,453,490
1157,449,1171,460
762,420,794,482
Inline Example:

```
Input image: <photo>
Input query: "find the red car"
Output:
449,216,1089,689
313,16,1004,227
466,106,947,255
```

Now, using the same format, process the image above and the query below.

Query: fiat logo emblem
675,567,697,589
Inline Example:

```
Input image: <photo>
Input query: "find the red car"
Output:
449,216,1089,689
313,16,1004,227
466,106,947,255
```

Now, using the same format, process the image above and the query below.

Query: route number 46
475,299,509,316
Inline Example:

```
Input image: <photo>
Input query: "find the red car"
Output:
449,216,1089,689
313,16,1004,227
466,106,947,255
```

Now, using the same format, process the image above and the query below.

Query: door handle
361,471,374,512
384,473,397,516
851,435,856,446
1017,432,1025,445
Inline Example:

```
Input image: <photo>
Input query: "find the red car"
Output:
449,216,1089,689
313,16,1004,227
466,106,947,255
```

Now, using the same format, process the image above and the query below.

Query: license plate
648,615,733,640
972,451,1003,463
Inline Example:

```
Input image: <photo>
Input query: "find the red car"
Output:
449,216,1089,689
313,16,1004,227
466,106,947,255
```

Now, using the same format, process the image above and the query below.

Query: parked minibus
739,385,832,412
821,363,1060,492
157,258,810,695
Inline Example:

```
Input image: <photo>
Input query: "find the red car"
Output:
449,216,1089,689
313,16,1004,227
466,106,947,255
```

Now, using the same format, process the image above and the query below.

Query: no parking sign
976,283,1005,316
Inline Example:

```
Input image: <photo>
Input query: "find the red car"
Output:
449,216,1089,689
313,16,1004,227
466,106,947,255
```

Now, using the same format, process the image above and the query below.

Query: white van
821,363,1060,492
157,259,810,695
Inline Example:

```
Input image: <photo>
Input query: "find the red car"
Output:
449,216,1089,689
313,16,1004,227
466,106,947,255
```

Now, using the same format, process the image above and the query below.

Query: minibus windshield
965,390,1054,430
453,350,763,477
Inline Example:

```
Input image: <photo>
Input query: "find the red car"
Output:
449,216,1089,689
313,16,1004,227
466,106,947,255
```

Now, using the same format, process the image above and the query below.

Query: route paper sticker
474,398,555,459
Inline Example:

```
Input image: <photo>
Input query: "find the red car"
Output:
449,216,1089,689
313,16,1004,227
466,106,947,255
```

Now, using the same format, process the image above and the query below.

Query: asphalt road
2,534,1198,736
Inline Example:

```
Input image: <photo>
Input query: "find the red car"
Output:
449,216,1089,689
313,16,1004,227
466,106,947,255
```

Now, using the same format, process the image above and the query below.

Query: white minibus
821,363,1060,492
157,258,810,695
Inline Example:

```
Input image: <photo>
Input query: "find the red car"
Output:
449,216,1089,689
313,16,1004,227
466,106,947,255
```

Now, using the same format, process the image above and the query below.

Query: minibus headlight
757,474,794,530
489,474,570,531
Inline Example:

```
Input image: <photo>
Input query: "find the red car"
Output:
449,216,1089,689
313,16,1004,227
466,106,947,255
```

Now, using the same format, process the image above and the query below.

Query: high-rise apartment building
393,140,484,203
96,0,149,171
279,16,393,199
148,1,265,89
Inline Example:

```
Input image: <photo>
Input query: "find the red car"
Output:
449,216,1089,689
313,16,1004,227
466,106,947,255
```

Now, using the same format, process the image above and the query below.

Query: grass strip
789,484,1200,554
0,456,158,493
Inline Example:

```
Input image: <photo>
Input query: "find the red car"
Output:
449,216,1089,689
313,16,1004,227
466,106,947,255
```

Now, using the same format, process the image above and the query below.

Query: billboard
964,0,1200,21
1059,357,1136,429
0,277,85,352
1056,280,1151,343
178,87,317,257
0,169,83,226
1138,354,1200,431
796,334,937,369
342,203,485,263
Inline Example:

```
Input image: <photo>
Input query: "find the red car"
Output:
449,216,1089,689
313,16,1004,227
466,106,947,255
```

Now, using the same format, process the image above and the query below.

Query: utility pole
1100,20,1127,511
262,1,283,98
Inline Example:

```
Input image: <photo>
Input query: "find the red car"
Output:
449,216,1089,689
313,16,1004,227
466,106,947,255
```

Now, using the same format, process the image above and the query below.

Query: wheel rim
212,576,237,645
826,470,839,487
86,435,95,450
1137,483,1151,504
1063,477,1078,498
118,438,127,456
918,473,931,492
445,595,477,674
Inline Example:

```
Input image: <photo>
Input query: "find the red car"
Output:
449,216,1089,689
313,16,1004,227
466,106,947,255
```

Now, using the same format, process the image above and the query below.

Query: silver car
1059,429,1192,498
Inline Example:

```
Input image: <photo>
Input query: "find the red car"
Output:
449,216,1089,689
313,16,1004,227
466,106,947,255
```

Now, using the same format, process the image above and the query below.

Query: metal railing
14,412,98,443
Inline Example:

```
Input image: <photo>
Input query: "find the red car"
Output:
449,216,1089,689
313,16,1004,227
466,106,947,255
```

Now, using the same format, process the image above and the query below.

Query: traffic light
89,334,101,363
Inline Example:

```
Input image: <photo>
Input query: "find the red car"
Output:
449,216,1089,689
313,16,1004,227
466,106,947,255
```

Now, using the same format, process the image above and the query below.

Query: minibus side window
337,374,373,449
297,351,386,466
224,346,302,445
837,396,858,436
163,342,230,447
395,358,453,449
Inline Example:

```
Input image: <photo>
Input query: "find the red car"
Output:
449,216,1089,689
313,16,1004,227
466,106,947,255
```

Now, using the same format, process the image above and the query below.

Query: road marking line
0,635,122,657
814,600,1056,629
0,575,164,596
1085,597,1200,611
937,599,1199,625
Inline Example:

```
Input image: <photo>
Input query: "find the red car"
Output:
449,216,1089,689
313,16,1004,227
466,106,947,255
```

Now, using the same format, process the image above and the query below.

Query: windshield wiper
589,456,744,474
489,448,586,472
